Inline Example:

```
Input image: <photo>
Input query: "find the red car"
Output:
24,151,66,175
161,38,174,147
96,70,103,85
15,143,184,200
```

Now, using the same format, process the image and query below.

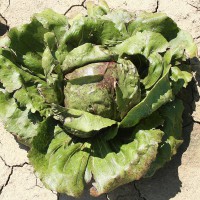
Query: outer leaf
100,9,132,35
169,30,198,58
13,87,36,112
42,32,64,104
0,91,17,120
146,99,184,177
113,31,169,58
86,0,110,17
5,108,42,145
102,9,133,28
23,52,43,75
128,12,179,41
7,9,67,76
170,66,192,94
0,55,22,93
8,19,46,76
29,126,90,197
102,124,119,141
89,129,163,196
42,46,55,79
32,117,57,152
0,55,60,116
63,17,127,49
34,9,67,30
35,9,68,45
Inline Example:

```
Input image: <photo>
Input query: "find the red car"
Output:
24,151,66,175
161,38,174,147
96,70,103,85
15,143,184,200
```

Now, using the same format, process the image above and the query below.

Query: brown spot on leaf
90,186,100,197
97,62,117,93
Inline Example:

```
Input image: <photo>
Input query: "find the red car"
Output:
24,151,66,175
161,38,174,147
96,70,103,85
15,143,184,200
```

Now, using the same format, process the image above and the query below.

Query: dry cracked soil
0,0,200,200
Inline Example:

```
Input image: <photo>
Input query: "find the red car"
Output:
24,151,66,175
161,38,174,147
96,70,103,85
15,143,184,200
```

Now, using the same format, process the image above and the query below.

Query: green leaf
52,104,117,138
128,12,179,41
14,87,36,112
23,52,44,76
113,31,169,58
42,45,56,73
42,32,64,104
0,55,22,93
146,99,184,177
87,0,110,17
29,126,163,197
116,59,141,118
34,9,67,30
120,70,173,128
62,43,116,73
34,9,68,44
8,19,46,75
0,47,16,63
170,66,192,94
29,126,90,197
0,91,17,120
7,10,67,76
102,9,133,31
94,8,132,35
5,108,42,145
0,55,60,116
32,117,57,152
0,3,195,198
89,129,163,196
169,30,198,58
63,17,127,49
141,52,163,89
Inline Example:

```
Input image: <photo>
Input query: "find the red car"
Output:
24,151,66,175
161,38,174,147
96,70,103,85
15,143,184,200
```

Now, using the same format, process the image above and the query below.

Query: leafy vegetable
0,0,197,197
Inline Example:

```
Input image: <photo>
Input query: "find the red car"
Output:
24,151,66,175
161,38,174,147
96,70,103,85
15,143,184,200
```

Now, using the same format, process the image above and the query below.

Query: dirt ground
0,0,200,199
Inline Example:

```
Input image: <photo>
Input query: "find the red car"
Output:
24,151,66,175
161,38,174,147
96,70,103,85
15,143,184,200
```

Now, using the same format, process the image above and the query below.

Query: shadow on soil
0,22,9,36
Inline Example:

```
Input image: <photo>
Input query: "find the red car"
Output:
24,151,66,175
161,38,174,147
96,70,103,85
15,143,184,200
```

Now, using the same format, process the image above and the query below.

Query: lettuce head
0,0,197,198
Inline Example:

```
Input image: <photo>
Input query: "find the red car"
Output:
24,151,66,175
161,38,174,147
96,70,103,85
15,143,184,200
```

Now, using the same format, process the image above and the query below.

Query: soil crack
64,0,86,15
0,156,28,168
0,167,13,195
187,3,200,11
195,36,200,40
0,156,10,168
4,0,11,12
32,173,43,189
0,162,28,195
193,119,200,124
153,0,159,13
